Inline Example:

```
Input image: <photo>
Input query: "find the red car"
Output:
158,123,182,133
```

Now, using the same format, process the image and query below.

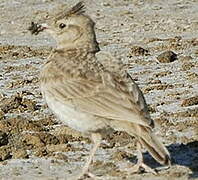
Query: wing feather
42,68,153,127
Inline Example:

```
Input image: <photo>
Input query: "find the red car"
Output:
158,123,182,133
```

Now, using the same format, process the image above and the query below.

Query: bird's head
29,2,99,52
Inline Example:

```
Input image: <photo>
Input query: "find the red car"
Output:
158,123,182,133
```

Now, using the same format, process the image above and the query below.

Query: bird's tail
109,121,171,166
137,126,171,166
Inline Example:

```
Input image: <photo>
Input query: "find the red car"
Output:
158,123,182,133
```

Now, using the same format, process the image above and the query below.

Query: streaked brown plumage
31,2,171,178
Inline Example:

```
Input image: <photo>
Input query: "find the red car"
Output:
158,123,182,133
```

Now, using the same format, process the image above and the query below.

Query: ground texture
0,0,198,179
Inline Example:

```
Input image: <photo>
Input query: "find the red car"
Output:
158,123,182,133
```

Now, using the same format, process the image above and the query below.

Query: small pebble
157,51,177,63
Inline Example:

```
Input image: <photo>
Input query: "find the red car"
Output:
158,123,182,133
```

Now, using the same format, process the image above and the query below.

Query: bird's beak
28,22,49,35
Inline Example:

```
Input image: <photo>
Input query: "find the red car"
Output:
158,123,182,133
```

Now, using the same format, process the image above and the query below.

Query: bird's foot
129,162,157,175
156,165,170,172
78,171,102,180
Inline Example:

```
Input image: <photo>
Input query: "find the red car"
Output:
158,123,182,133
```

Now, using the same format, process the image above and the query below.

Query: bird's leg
130,141,157,175
78,133,102,179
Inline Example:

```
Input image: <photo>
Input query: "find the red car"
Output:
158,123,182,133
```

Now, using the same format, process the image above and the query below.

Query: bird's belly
44,95,104,133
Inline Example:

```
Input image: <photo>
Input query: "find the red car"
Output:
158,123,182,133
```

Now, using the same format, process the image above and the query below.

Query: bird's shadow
127,141,198,178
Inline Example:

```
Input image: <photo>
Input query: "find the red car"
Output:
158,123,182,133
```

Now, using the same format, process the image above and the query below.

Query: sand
0,0,197,179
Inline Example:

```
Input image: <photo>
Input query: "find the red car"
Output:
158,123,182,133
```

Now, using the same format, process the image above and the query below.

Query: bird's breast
43,91,107,133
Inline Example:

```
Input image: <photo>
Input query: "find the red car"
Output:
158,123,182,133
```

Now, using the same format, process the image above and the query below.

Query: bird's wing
42,61,153,128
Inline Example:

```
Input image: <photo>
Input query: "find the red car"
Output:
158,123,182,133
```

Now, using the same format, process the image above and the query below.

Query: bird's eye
59,23,66,29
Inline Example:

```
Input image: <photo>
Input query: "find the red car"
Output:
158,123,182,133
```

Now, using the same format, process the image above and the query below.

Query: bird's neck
52,46,97,63
56,40,100,54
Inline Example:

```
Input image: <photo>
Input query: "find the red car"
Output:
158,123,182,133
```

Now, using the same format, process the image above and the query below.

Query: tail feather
128,123,171,166
109,120,171,166
139,132,171,166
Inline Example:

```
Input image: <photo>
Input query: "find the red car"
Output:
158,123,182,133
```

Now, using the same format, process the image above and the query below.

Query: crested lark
29,2,171,179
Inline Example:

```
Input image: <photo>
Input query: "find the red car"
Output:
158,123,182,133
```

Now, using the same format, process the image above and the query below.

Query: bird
29,2,171,179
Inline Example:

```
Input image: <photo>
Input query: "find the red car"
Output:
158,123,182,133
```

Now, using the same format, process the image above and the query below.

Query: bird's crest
55,2,85,21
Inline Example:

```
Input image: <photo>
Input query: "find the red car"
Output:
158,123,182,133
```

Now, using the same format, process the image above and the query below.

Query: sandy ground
0,0,198,179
